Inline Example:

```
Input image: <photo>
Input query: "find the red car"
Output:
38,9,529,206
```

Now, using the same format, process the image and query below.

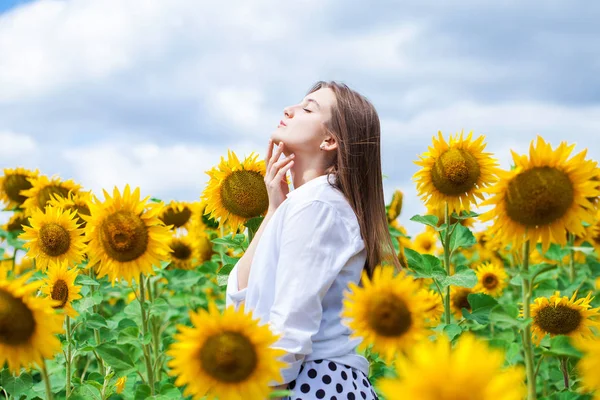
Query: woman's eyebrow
303,98,321,109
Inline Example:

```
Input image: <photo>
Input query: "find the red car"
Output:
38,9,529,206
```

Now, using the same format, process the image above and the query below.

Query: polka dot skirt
284,359,379,400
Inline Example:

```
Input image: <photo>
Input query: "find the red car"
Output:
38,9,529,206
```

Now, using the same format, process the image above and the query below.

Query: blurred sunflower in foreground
201,150,268,234
413,131,500,213
480,136,600,252
167,302,286,400
377,334,526,400
573,336,600,400
0,268,64,373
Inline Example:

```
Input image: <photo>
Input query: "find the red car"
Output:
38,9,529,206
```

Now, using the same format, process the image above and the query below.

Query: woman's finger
267,156,294,184
266,143,286,180
275,160,294,182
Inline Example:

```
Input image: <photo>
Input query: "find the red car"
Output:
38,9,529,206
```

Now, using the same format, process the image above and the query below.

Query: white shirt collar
286,174,337,199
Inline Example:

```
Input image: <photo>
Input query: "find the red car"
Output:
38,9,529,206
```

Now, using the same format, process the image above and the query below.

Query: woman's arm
235,210,274,291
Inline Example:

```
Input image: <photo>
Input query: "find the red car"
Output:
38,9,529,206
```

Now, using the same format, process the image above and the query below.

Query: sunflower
413,131,500,212
40,260,82,318
409,228,440,255
0,167,39,210
201,150,268,234
83,185,172,284
0,270,64,373
19,205,86,271
387,189,404,223
159,201,197,230
20,174,81,213
377,333,526,400
480,136,600,252
572,336,600,399
527,291,600,345
167,302,286,400
48,190,93,229
341,266,431,362
473,262,508,297
115,376,127,394
420,289,444,326
450,287,474,319
168,235,199,271
3,212,31,233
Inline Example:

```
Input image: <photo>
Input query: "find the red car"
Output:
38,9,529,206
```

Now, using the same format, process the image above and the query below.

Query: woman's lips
278,120,287,127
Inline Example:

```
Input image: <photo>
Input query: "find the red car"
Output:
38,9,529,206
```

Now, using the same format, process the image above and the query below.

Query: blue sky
1,0,599,235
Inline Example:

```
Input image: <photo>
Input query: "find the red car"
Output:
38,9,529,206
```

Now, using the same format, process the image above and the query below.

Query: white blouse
226,174,370,385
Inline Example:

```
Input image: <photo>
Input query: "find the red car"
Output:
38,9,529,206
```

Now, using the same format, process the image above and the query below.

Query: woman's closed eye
303,108,312,113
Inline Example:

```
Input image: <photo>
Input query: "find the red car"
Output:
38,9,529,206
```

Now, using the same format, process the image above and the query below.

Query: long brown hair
306,81,402,278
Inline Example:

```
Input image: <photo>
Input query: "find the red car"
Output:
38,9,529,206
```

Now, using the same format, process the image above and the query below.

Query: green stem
568,233,576,283
559,357,570,389
139,273,155,394
66,317,72,398
147,276,162,382
41,360,54,400
443,202,452,325
520,240,537,400
88,269,106,375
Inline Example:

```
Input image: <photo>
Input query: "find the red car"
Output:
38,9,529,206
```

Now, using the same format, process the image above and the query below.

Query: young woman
226,81,401,400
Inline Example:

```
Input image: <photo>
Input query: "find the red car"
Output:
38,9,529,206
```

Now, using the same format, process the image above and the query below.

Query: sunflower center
39,223,71,257
453,290,471,312
37,185,71,209
430,148,481,196
423,241,433,252
4,174,33,205
367,294,412,337
161,207,192,228
199,331,258,383
171,240,192,261
0,288,36,345
535,305,582,335
51,279,69,309
220,171,269,218
100,210,149,262
482,273,498,289
505,167,574,227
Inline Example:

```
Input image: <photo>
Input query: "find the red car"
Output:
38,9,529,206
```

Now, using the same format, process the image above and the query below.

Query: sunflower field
0,133,599,400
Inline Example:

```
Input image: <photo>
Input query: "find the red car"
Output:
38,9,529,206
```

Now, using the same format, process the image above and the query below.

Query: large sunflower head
159,201,197,230
413,131,500,212
450,286,474,319
0,271,64,373
473,262,508,297
572,336,600,398
387,189,404,223
83,185,173,284
341,265,431,362
47,190,93,229
167,302,286,400
41,260,82,318
377,333,526,400
480,136,600,252
167,234,200,271
19,205,86,271
0,167,39,210
200,150,268,233
20,175,82,214
527,291,600,345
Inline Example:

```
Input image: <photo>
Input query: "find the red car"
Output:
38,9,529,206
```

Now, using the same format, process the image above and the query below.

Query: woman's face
270,87,337,156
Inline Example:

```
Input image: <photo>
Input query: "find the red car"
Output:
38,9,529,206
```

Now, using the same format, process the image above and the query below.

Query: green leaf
450,210,479,220
135,384,152,400
0,371,33,398
85,313,109,329
543,335,584,359
448,224,476,252
439,265,477,289
461,293,498,324
409,214,440,229
489,304,523,328
117,326,140,345
95,343,136,374
442,324,462,341
159,384,182,397
76,274,100,286
404,248,447,280
149,298,169,318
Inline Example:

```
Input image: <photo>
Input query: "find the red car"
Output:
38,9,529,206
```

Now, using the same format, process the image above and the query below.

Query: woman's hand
265,139,295,215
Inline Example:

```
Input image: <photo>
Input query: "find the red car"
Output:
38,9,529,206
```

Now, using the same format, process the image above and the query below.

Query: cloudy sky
1,0,599,235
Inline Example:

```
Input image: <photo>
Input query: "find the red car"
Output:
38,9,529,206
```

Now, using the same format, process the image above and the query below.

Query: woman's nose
283,107,293,118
